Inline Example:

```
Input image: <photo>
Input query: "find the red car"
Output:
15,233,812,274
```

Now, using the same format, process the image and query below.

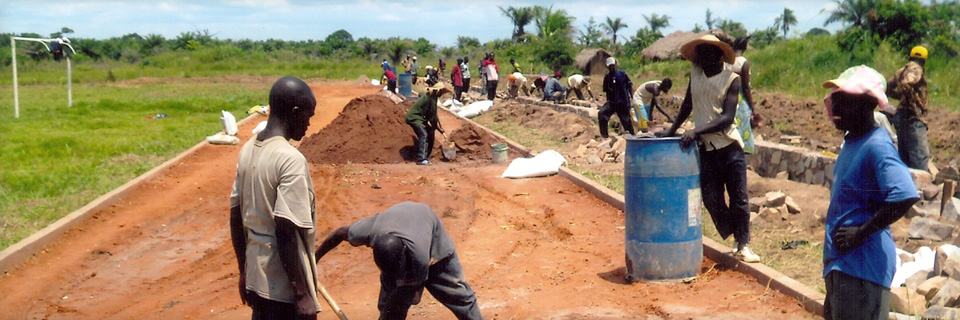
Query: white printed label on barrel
687,188,702,227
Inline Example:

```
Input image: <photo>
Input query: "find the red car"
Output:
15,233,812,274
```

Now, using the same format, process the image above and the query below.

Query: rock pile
891,245,960,318
749,191,803,222
572,136,628,164
907,162,960,242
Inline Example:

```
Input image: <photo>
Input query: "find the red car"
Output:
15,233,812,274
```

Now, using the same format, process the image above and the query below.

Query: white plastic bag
371,79,381,86
221,110,238,136
252,120,268,135
501,150,567,179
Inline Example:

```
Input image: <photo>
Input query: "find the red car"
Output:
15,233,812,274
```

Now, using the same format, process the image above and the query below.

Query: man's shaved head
268,76,316,141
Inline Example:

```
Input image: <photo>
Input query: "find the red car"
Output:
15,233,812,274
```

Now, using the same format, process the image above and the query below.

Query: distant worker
424,65,439,86
510,58,522,73
507,72,529,98
439,58,447,79
531,73,548,96
451,58,464,102
411,56,420,85
565,74,595,101
461,57,472,97
598,57,635,138
230,76,321,319
478,53,489,96
820,65,919,320
315,201,484,320
402,55,412,74
382,59,390,71
543,71,566,103
405,83,449,165
659,35,759,263
886,46,930,171
482,53,500,101
632,78,674,126
725,36,760,154
384,67,398,93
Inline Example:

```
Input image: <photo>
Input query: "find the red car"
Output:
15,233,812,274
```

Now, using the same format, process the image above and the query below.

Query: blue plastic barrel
623,136,702,281
398,73,414,98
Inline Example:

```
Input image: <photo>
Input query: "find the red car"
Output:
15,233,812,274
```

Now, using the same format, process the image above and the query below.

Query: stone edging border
0,113,262,275
445,105,826,316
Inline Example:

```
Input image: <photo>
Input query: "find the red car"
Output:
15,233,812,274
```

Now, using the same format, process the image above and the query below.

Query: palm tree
705,9,718,30
499,6,535,42
643,13,671,35
603,17,628,44
774,8,798,38
823,0,877,27
534,6,575,39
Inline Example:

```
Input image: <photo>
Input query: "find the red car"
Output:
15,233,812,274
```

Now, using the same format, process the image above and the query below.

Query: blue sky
2,1,846,46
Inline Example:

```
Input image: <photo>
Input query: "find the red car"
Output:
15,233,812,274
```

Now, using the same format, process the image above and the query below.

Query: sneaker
736,246,761,263
417,160,430,166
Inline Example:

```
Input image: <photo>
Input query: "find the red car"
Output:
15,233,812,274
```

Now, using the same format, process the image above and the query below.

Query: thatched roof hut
640,30,732,61
575,48,612,76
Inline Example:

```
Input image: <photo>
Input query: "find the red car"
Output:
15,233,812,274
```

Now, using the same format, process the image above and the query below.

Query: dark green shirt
405,94,439,128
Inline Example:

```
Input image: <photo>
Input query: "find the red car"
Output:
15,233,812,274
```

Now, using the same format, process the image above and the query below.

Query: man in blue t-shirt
821,65,919,320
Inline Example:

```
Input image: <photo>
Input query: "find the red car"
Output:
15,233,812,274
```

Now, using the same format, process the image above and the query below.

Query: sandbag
206,133,240,145
252,120,268,134
221,110,238,135
501,150,567,179
456,100,493,118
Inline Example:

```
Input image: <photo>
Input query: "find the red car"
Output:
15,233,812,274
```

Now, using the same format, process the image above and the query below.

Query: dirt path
0,83,814,319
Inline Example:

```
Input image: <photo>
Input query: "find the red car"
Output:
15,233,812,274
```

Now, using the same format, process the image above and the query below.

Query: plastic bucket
398,73,414,98
491,143,509,164
623,136,702,282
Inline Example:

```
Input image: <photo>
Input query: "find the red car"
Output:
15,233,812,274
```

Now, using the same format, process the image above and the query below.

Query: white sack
501,150,567,179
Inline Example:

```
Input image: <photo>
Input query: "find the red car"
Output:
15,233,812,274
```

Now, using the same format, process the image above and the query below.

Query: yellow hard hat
910,46,928,60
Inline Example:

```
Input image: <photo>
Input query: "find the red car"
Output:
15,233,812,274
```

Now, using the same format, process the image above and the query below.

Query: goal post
10,36,77,119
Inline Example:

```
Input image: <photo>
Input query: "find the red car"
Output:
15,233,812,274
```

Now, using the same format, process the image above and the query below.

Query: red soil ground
0,82,815,319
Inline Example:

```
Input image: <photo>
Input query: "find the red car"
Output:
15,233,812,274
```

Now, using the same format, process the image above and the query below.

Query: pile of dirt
298,94,498,164
447,123,499,160
354,75,371,85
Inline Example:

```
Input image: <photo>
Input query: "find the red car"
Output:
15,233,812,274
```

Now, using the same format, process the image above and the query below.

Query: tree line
2,0,957,72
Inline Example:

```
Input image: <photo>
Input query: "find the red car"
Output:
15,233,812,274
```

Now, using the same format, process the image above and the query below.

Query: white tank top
633,80,660,106
690,65,744,151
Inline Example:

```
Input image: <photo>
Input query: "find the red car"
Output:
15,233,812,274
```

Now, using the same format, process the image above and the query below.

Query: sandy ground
0,82,815,319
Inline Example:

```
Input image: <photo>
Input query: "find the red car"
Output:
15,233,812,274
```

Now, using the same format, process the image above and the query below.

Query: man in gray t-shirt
231,76,321,319
316,202,483,320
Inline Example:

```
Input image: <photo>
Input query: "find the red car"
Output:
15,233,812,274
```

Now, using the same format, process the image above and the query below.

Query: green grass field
0,79,269,248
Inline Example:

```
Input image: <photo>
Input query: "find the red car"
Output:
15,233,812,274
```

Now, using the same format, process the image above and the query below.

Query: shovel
440,132,457,161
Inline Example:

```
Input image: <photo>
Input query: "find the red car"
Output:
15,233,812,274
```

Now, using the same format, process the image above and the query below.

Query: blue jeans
889,112,930,171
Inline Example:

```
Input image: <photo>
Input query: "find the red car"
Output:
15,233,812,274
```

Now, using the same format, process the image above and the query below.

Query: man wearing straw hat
405,83,450,166
659,34,759,263
820,65,919,320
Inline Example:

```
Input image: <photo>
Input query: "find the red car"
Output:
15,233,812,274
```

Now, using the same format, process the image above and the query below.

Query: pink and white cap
822,65,893,119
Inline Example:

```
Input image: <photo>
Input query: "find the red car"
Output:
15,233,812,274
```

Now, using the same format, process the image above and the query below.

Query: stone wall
747,140,836,189
478,90,847,189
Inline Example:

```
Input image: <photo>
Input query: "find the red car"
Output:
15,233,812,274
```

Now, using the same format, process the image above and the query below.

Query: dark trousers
572,88,585,100
486,80,498,101
824,271,890,320
408,122,435,162
388,80,397,93
378,253,483,320
699,143,751,246
412,73,418,85
889,112,930,171
247,291,315,320
598,102,635,138
454,85,463,101
463,78,471,96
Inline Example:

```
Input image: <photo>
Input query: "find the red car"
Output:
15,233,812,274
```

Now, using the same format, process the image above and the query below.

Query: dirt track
0,82,814,319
